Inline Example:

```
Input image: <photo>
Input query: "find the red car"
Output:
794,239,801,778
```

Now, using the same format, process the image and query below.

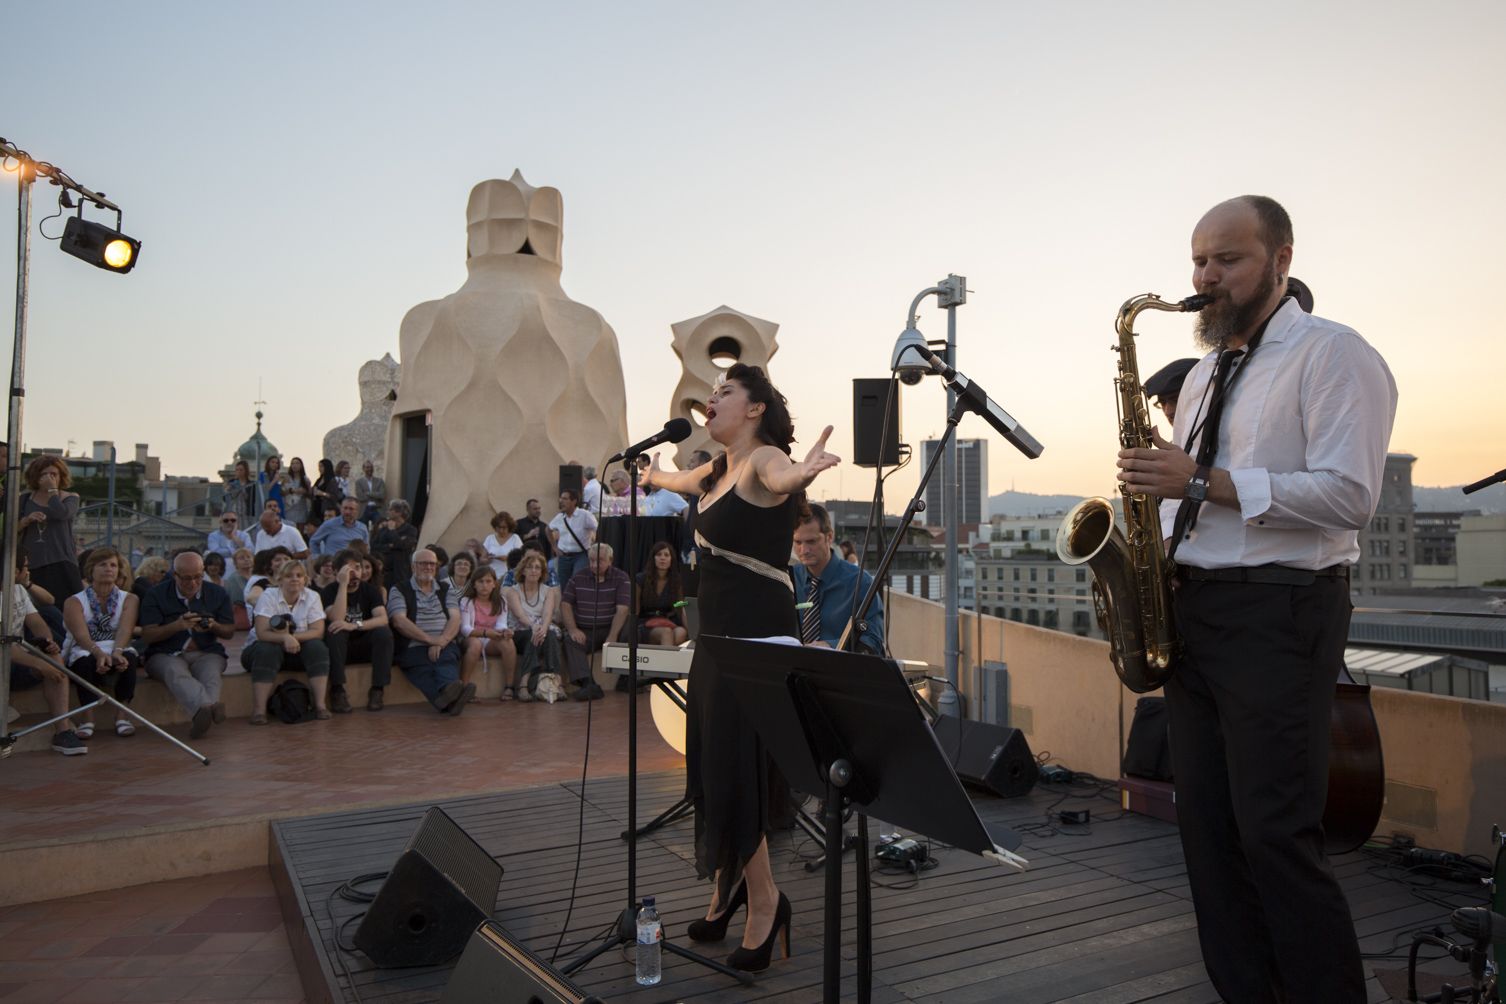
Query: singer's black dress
685,485,801,884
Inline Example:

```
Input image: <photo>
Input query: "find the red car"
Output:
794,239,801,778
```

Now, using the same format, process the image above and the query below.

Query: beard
1195,257,1281,350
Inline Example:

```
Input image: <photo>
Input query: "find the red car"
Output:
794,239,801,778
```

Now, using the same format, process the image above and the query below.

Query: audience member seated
310,554,337,590
505,549,562,690
502,542,558,587
131,556,168,600
254,506,309,559
223,547,255,630
460,567,525,700
642,481,689,518
388,548,472,715
791,503,885,653
7,553,83,754
309,498,370,556
61,547,141,740
241,560,330,724
204,551,227,589
360,553,383,589
206,512,252,562
600,469,647,516
637,540,689,646
18,556,66,645
560,543,629,702
445,553,473,592
515,497,554,561
241,546,292,616
549,489,597,586
353,460,387,525
139,551,235,739
463,538,487,569
427,544,451,568
320,549,394,713
372,499,419,589
483,512,521,578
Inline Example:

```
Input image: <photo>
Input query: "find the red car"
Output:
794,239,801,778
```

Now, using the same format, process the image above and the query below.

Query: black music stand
698,636,1027,1004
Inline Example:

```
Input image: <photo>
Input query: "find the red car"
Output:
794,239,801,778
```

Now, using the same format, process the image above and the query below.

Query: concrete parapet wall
886,591,1506,858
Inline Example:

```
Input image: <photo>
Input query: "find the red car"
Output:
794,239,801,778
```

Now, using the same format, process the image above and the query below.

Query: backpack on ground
267,678,315,724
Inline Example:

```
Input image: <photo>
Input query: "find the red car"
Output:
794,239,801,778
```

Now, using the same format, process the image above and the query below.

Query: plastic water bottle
635,896,662,986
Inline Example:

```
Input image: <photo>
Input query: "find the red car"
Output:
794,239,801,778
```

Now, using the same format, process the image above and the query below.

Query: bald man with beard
1117,195,1396,1003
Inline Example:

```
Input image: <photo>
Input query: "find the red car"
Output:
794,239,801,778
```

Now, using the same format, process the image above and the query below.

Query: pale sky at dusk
4,1,1503,506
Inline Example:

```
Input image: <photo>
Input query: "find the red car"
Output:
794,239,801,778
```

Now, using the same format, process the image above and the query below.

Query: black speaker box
558,464,584,499
852,378,901,468
440,920,601,1004
354,806,503,968
933,717,1038,798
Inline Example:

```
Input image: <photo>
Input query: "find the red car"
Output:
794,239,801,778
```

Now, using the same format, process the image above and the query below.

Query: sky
4,0,1503,508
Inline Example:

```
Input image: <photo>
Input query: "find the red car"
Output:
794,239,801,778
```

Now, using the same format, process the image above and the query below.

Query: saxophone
1055,292,1210,693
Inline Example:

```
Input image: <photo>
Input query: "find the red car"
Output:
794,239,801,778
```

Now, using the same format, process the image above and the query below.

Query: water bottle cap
642,896,655,907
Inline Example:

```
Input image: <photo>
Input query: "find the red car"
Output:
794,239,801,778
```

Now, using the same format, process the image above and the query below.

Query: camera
268,613,293,633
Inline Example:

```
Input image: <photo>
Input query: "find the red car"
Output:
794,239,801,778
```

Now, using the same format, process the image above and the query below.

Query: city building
1354,453,1415,594
920,437,988,527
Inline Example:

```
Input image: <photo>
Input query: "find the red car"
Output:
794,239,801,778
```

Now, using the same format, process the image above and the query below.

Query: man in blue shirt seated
309,498,371,556
789,503,884,654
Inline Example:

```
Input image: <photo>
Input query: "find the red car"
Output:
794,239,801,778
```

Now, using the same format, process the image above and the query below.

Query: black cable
549,658,596,964
324,883,367,1004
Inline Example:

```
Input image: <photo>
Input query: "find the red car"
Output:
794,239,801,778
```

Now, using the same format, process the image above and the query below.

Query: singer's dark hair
1235,195,1293,257
700,364,804,516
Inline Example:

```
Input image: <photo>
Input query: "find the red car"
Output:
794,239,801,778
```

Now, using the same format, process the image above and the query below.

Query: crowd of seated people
5,451,726,755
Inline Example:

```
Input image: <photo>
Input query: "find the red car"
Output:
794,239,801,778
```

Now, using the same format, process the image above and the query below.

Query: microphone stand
562,455,752,987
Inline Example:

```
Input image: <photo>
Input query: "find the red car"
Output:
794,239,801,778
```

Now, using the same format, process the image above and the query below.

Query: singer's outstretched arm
639,455,713,496
757,426,840,496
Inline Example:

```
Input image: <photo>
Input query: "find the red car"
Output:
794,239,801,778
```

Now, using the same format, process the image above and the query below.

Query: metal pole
940,302,961,716
2,160,35,735
106,445,116,546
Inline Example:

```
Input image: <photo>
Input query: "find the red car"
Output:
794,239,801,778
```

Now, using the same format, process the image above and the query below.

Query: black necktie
801,575,822,643
1167,348,1243,561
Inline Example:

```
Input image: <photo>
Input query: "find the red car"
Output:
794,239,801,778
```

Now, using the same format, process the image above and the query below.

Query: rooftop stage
274,767,1478,1003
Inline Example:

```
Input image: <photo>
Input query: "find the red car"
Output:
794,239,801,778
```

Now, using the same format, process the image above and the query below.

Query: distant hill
988,490,1085,517
1414,482,1506,514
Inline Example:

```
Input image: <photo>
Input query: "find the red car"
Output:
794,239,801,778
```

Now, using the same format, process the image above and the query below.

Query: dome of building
234,410,280,467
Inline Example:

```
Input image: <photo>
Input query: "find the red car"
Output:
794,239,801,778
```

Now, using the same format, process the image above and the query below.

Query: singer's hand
798,426,840,484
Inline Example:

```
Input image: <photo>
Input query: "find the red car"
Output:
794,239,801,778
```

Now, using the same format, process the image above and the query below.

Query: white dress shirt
1162,298,1396,570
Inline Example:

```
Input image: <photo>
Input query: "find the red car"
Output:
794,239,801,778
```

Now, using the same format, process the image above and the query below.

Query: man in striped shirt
560,544,629,702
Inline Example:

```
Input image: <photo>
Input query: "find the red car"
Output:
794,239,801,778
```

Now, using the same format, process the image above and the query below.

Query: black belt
1178,563,1350,586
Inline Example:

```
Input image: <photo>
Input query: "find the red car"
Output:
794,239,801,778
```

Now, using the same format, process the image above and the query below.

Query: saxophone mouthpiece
1180,294,1213,311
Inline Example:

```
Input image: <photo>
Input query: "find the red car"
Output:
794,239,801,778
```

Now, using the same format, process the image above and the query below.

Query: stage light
60,216,140,274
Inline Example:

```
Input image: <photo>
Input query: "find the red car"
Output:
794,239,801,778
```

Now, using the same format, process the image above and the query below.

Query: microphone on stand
901,343,1044,460
608,418,694,464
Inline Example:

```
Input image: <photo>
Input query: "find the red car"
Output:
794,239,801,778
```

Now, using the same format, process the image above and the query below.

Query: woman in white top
505,549,562,683
483,511,522,578
61,547,141,739
241,560,331,724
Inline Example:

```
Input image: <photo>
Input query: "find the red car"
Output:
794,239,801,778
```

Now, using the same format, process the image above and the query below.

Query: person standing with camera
138,552,235,739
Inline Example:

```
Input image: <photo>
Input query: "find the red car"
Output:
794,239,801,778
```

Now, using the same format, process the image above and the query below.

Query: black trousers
68,650,140,707
1167,576,1363,1004
325,625,394,690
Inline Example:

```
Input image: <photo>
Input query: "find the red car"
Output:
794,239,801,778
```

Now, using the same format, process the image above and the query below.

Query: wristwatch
1186,465,1212,503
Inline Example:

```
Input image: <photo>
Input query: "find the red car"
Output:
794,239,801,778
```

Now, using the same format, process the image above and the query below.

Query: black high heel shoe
686,880,747,943
727,891,792,973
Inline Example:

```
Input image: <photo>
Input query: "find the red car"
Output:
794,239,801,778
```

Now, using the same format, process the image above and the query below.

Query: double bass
1323,663,1385,854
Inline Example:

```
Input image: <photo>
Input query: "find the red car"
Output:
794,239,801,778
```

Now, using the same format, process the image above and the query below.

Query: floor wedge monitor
354,806,503,968
440,920,602,1004
932,717,1039,798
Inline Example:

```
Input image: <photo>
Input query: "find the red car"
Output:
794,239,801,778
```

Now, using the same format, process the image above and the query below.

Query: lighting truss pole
935,275,967,716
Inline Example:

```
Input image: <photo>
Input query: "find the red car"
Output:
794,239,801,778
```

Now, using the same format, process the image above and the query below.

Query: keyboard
600,642,692,679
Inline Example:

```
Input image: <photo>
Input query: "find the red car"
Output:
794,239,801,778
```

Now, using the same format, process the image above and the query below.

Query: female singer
639,363,838,972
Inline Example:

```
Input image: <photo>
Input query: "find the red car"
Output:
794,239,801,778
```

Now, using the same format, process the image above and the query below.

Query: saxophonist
1116,196,1395,1004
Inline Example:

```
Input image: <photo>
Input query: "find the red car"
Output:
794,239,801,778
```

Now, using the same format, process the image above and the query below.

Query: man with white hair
387,548,472,714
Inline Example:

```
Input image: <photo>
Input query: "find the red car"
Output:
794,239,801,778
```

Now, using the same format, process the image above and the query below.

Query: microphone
907,344,1044,459
1462,468,1506,495
607,418,694,464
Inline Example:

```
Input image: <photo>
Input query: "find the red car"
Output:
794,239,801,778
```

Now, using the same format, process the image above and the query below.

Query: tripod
561,457,752,987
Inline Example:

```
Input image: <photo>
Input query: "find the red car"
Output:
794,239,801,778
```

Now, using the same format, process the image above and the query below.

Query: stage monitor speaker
558,464,584,499
354,806,503,968
932,717,1038,798
852,378,900,468
441,920,601,1004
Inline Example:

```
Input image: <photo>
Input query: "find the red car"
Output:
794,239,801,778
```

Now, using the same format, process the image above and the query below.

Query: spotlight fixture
59,215,140,274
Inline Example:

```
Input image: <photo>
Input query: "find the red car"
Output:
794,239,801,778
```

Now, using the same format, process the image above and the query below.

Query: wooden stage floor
272,770,1479,1003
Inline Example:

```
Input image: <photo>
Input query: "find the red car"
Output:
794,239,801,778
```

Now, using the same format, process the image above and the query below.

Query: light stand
561,456,751,987
889,275,968,716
